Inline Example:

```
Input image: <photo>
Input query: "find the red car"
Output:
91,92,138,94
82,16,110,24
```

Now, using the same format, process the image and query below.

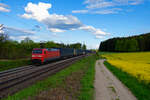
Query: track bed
0,55,87,99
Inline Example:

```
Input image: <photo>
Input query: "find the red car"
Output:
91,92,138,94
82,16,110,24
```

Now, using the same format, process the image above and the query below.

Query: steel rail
0,65,35,78
0,55,86,99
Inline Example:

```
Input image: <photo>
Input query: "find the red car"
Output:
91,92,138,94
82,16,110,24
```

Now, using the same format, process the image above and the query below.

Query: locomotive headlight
37,55,42,57
32,55,42,57
32,55,35,57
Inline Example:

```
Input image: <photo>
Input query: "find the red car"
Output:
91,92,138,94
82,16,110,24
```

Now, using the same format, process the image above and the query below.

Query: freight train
31,48,92,64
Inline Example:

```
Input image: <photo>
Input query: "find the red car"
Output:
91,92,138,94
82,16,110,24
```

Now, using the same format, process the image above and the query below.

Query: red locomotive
32,48,60,64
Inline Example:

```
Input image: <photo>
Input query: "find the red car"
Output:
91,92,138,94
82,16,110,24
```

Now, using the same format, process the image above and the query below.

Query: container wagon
58,48,74,58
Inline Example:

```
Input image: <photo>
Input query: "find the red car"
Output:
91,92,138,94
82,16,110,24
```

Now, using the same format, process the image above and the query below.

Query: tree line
0,34,87,59
99,33,150,52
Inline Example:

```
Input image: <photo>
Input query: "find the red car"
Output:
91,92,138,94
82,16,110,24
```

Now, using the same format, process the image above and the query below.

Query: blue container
76,49,84,55
59,48,74,57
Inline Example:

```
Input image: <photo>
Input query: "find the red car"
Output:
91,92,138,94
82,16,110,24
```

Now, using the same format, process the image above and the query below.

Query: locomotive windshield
32,50,42,54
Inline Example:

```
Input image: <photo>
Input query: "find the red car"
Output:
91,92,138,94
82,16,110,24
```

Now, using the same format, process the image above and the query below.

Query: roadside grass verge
4,55,98,100
0,59,31,72
78,55,98,100
104,61,150,100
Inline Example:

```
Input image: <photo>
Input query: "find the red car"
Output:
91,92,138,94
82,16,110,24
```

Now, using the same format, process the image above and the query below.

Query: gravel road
94,59,137,100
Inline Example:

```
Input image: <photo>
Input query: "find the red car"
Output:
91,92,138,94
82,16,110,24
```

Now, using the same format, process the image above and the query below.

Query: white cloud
72,10,88,14
0,3,10,12
33,25,42,31
3,26,35,36
86,1,115,9
42,14,82,31
84,0,144,9
21,2,108,38
94,8,122,14
72,8,122,14
0,7,10,12
21,2,82,32
0,3,9,7
129,0,143,5
114,0,143,5
95,35,104,39
49,28,65,32
22,2,51,21
79,25,107,36
10,35,39,41
79,25,109,38
72,0,144,14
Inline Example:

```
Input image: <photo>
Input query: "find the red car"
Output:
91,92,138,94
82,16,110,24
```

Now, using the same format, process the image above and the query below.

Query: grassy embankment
4,55,98,100
0,59,31,72
100,52,150,100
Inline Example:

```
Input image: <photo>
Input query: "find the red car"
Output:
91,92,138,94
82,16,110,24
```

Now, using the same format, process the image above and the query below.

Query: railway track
0,65,35,78
0,55,86,99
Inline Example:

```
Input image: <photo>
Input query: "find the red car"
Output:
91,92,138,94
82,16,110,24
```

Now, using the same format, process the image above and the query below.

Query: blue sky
0,0,150,49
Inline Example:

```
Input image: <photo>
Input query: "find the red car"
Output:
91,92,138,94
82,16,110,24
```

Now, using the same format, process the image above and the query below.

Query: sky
0,0,150,49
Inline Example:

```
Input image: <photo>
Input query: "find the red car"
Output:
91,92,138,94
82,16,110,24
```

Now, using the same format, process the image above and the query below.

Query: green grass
0,59,31,72
104,61,150,100
4,55,98,100
78,55,98,100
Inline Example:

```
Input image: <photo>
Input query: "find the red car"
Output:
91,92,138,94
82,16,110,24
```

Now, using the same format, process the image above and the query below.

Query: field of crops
101,52,150,84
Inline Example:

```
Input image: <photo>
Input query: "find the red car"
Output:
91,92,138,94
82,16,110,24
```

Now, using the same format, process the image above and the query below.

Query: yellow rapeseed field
101,52,150,84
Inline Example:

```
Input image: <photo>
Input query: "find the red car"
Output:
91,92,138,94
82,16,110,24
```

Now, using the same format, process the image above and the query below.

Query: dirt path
94,60,137,100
